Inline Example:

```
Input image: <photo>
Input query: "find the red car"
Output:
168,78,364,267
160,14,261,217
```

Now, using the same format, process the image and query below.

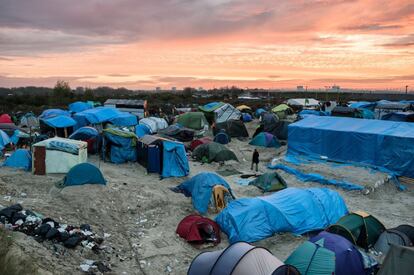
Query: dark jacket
252,151,259,163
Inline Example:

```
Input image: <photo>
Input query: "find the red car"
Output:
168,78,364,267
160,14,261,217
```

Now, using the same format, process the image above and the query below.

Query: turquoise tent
60,163,106,187
3,149,32,171
162,141,189,178
0,129,11,151
249,132,280,148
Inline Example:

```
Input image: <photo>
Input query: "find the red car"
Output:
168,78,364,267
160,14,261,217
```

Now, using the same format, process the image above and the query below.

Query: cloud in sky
0,0,413,89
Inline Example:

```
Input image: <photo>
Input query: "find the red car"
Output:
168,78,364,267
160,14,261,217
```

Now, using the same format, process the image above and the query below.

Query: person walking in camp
251,149,259,172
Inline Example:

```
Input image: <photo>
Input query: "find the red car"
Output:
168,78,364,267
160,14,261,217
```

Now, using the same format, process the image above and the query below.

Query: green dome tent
271,104,293,119
176,112,209,130
192,142,238,163
249,172,287,192
327,211,385,249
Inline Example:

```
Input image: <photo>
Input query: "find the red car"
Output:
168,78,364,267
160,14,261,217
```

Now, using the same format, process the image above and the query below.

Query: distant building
172,87,177,92
332,85,340,91
104,99,146,119
297,86,304,91
155,87,161,92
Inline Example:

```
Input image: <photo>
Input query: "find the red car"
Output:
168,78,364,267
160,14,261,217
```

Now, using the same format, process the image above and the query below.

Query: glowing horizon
0,0,413,90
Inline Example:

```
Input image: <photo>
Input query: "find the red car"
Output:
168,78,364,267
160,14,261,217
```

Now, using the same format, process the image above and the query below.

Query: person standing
251,149,259,172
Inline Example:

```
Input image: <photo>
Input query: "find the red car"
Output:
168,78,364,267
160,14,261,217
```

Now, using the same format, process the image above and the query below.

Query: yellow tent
236,105,252,111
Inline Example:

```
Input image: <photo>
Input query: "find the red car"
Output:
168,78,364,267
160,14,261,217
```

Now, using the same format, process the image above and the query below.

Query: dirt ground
0,120,413,274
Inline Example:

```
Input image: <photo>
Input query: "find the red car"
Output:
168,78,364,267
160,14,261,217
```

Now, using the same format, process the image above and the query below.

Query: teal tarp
162,141,189,178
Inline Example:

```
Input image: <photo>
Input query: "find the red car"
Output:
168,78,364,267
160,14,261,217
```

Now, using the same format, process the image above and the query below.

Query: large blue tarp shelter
42,115,77,128
288,116,414,178
109,112,138,127
162,141,189,178
74,107,137,128
39,109,71,119
69,126,99,140
103,128,137,164
68,101,93,113
215,187,348,243
3,149,32,171
175,172,232,214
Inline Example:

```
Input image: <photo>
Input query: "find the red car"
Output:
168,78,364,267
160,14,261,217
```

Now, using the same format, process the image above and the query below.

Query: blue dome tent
61,163,106,187
249,132,280,148
0,129,11,151
3,149,32,171
68,101,93,113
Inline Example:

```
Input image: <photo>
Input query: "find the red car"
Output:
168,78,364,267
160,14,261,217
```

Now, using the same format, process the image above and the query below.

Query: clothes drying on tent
327,211,385,249
213,131,230,144
2,149,32,171
215,187,348,243
192,142,238,163
241,113,252,122
0,129,11,151
199,102,241,124
288,116,414,180
158,124,194,142
102,128,138,164
135,124,151,138
0,114,13,124
173,172,234,214
188,241,300,275
58,163,105,187
139,117,168,133
68,101,93,113
213,120,248,138
377,244,414,275
374,225,414,256
249,132,280,148
32,137,88,175
176,112,209,130
286,231,371,275
176,214,221,245
248,172,287,192
190,137,212,151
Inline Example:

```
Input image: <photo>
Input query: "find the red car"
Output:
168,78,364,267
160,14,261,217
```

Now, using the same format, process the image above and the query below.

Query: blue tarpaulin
162,141,189,178
349,101,376,109
135,124,151,138
216,187,348,243
268,163,364,190
3,149,32,171
109,112,138,127
42,115,77,128
68,101,93,113
39,109,71,119
0,129,11,150
74,107,137,127
175,172,232,214
69,126,99,140
288,116,414,179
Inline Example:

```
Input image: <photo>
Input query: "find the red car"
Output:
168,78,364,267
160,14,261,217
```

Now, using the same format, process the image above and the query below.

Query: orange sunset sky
0,0,413,90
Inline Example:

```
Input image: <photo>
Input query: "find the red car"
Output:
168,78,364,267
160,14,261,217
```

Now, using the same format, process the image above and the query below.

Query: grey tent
377,244,414,275
188,242,299,275
192,142,238,163
374,225,414,256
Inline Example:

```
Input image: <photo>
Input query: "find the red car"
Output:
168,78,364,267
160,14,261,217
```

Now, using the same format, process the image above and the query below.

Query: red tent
176,214,221,245
190,137,212,151
0,114,13,124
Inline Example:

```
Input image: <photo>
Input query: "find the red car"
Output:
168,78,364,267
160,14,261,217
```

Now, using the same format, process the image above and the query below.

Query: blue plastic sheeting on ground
288,116,414,179
176,172,232,214
235,178,251,186
135,124,151,138
39,109,71,119
63,163,106,186
3,149,32,171
0,129,11,150
216,187,348,243
42,115,77,128
162,141,189,178
68,101,93,113
269,163,364,190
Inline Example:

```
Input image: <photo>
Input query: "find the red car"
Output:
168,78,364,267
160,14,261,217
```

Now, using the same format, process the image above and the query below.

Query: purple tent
309,231,367,275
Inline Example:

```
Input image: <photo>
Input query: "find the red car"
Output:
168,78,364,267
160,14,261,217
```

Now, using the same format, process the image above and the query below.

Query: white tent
32,137,87,175
287,98,320,107
139,117,168,133
214,103,241,123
